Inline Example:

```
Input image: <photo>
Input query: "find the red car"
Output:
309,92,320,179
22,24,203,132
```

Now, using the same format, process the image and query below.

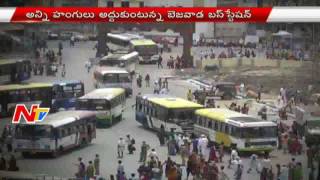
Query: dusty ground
176,63,319,97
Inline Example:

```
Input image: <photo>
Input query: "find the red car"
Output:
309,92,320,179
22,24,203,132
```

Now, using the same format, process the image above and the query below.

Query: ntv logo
12,104,50,124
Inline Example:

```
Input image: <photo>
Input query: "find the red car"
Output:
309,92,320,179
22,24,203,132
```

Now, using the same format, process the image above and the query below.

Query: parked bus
76,88,126,127
14,110,96,157
0,59,31,84
99,51,139,74
0,80,85,116
129,39,159,64
0,83,53,117
135,94,203,133
52,80,85,112
107,33,141,47
194,108,278,152
305,115,320,147
93,67,132,96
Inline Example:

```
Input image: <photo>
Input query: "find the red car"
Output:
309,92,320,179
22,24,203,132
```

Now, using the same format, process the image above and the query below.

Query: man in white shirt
117,137,126,158
198,134,208,157
148,148,159,161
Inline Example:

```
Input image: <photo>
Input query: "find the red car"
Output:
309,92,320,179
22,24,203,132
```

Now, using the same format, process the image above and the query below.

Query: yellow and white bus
194,108,278,152
14,111,96,157
135,94,203,133
76,88,126,128
129,39,159,64
99,51,140,74
94,66,132,96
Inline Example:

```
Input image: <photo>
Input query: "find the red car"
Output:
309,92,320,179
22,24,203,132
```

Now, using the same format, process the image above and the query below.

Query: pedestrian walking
94,154,100,176
219,166,229,180
234,164,243,180
61,64,66,77
75,157,85,179
117,160,125,175
218,142,224,163
118,137,126,158
139,141,150,162
157,55,163,69
153,81,160,94
187,89,193,101
145,74,150,87
247,154,259,174
228,148,238,169
86,161,94,179
164,78,168,89
58,41,63,54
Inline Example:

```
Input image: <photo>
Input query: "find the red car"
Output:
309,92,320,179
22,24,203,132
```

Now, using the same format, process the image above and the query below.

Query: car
74,34,88,41
59,31,73,40
48,32,59,40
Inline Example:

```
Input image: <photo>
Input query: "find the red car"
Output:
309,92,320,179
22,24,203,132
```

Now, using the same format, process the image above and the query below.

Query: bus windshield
103,74,118,83
241,126,277,138
102,73,130,83
15,125,52,139
76,99,110,111
134,45,158,56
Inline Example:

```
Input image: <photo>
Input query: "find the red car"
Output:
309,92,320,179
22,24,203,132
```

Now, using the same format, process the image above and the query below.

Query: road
0,41,308,179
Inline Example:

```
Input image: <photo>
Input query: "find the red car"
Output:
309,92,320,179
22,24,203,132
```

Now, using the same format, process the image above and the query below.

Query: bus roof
80,88,125,100
119,51,139,60
52,80,82,86
94,67,129,74
107,33,131,42
130,39,156,46
0,83,52,92
34,111,96,128
195,108,277,127
101,51,138,61
0,59,15,65
141,94,203,109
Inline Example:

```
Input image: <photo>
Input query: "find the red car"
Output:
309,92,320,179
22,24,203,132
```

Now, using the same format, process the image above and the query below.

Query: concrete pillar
181,32,193,68
97,24,107,57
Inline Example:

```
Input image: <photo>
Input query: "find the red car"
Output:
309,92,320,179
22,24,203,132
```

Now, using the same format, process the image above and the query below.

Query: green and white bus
99,51,140,74
76,88,126,128
93,66,132,96
129,39,159,64
14,110,96,157
135,94,203,133
0,83,53,117
194,108,278,152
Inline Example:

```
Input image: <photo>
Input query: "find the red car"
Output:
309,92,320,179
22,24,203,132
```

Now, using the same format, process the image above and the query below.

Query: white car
74,34,88,41
48,33,58,40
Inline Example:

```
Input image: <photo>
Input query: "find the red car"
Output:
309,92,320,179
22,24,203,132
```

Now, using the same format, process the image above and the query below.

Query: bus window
220,123,225,133
119,74,130,83
67,128,72,135
93,99,107,110
61,129,65,137
208,120,212,129
103,74,117,83
214,120,219,131
225,124,229,134
198,117,203,126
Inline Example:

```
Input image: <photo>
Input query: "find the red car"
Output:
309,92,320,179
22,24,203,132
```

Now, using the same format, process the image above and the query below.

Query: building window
139,1,144,7
107,1,114,7
121,1,130,7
